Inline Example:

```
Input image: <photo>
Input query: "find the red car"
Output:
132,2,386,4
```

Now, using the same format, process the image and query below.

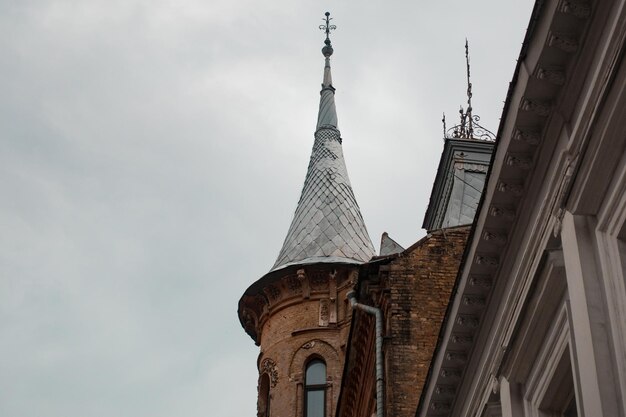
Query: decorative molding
506,153,533,170
513,128,541,145
463,295,486,307
469,275,492,288
475,254,500,267
260,358,279,388
497,181,524,195
285,275,302,293
297,269,310,298
489,205,516,220
441,368,462,378
456,314,480,328
483,230,507,245
435,385,456,396
430,401,452,412
548,32,579,53
446,351,468,362
521,98,552,116
319,299,330,326
558,0,591,18
263,285,280,301
310,271,327,290
537,67,566,85
451,334,474,344
254,294,269,312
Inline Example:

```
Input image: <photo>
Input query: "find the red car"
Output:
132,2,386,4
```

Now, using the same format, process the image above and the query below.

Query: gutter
346,290,384,417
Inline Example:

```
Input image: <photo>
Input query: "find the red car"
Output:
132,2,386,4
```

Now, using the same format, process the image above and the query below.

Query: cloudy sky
1,1,534,416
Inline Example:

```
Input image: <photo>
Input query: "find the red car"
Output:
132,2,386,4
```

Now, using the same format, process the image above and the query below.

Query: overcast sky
1,1,534,416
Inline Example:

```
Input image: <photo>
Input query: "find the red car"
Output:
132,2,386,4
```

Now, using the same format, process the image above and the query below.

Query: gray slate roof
379,232,405,256
271,56,375,271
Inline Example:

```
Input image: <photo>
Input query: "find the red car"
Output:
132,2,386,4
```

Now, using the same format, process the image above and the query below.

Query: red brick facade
239,264,358,417
337,226,470,417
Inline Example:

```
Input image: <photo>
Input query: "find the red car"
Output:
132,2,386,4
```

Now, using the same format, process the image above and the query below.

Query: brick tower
238,13,375,417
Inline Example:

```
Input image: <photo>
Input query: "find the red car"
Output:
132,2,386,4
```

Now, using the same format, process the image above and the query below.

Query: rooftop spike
317,12,338,130
270,13,375,271
465,39,474,137
443,40,496,142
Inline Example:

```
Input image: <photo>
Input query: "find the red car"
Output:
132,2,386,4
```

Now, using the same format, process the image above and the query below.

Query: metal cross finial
319,12,336,46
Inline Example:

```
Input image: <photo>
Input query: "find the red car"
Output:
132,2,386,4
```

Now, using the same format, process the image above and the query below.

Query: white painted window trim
593,147,626,414
523,302,574,417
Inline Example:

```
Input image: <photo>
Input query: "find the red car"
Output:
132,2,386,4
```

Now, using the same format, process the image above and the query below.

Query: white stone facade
417,1,626,416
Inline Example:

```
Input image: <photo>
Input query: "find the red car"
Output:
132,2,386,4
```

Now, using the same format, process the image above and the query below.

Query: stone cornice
238,264,358,345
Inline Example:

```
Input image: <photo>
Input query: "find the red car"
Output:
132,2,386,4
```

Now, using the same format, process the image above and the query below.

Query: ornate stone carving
513,128,541,145
456,314,480,328
469,275,492,288
559,0,591,18
475,254,499,267
497,181,524,195
260,358,279,388
451,334,473,344
297,269,310,298
521,98,552,116
328,271,338,324
548,32,579,53
506,153,533,170
319,299,330,326
537,67,566,85
302,341,316,349
463,295,486,307
489,205,516,220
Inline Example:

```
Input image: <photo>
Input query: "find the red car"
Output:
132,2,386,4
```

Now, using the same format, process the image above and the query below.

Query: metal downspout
346,290,384,417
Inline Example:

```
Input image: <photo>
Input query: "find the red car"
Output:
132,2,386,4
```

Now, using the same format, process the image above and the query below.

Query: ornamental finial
319,12,336,57
465,39,473,130
443,40,496,142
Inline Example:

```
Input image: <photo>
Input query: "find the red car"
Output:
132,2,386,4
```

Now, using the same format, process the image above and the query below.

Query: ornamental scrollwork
260,358,279,388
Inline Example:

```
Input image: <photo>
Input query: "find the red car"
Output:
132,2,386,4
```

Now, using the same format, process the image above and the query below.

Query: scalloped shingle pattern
272,127,375,270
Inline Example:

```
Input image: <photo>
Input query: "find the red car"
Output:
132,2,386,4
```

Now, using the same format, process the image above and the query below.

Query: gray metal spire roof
271,24,375,271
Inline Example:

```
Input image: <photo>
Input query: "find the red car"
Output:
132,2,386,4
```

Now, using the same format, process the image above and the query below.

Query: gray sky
0,1,533,416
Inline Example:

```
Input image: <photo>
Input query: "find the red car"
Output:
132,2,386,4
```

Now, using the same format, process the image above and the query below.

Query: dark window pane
306,390,325,417
306,360,326,386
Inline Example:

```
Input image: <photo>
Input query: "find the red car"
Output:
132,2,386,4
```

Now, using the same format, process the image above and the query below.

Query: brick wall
337,226,470,417
248,264,357,417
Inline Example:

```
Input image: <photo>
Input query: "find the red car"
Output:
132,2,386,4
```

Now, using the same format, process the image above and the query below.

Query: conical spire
271,13,375,271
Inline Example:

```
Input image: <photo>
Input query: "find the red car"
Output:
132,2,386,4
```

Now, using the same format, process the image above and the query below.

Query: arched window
305,359,326,417
258,373,271,417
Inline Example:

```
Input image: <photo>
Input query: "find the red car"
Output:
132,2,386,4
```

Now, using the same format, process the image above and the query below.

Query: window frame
304,358,327,417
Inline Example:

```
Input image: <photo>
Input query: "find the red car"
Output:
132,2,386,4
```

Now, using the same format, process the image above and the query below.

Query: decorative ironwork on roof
443,40,496,142
271,13,375,271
